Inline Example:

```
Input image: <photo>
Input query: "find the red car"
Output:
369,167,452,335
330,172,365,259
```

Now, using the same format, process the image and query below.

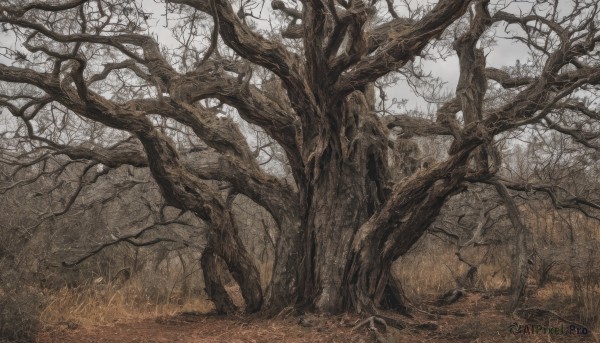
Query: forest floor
36,291,597,343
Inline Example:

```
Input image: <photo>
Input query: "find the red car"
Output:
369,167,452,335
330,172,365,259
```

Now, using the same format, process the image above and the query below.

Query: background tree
1,0,599,317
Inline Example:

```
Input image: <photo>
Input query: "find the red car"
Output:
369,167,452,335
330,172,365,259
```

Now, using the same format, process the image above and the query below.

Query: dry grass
395,242,457,300
395,239,512,301
40,279,215,328
574,279,600,329
38,249,266,331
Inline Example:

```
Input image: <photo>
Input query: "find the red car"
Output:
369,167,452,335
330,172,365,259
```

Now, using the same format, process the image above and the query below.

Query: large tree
1,0,599,315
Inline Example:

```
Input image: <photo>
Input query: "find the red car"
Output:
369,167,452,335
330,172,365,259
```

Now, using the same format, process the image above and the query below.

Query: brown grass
40,279,215,328
395,238,512,301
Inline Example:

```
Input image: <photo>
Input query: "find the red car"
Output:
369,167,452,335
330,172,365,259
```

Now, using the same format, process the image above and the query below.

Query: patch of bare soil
36,293,597,343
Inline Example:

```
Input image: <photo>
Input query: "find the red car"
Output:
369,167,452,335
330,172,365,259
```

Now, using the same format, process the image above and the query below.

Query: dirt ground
36,293,597,343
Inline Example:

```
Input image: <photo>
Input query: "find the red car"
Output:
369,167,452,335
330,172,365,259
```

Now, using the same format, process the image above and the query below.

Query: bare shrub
0,285,45,342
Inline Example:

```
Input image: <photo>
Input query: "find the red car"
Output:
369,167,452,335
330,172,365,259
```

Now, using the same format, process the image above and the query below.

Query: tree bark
201,247,238,314
205,223,264,313
263,215,303,312
301,163,377,312
493,182,529,313
296,91,392,313
343,146,474,313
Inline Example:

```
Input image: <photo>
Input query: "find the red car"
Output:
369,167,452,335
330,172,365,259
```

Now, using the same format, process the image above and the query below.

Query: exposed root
351,313,438,343
352,316,389,331
273,306,296,319
435,289,465,306
352,316,390,343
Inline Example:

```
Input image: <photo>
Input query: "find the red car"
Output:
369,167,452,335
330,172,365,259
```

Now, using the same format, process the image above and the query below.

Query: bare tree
1,0,600,316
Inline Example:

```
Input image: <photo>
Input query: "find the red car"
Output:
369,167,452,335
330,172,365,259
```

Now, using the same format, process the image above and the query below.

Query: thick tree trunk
344,183,464,312
343,147,473,313
302,164,375,312
290,87,476,314
206,225,264,313
263,215,303,312
379,275,410,315
201,247,237,314
265,132,474,315
303,175,465,314
133,129,265,312
297,91,394,313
